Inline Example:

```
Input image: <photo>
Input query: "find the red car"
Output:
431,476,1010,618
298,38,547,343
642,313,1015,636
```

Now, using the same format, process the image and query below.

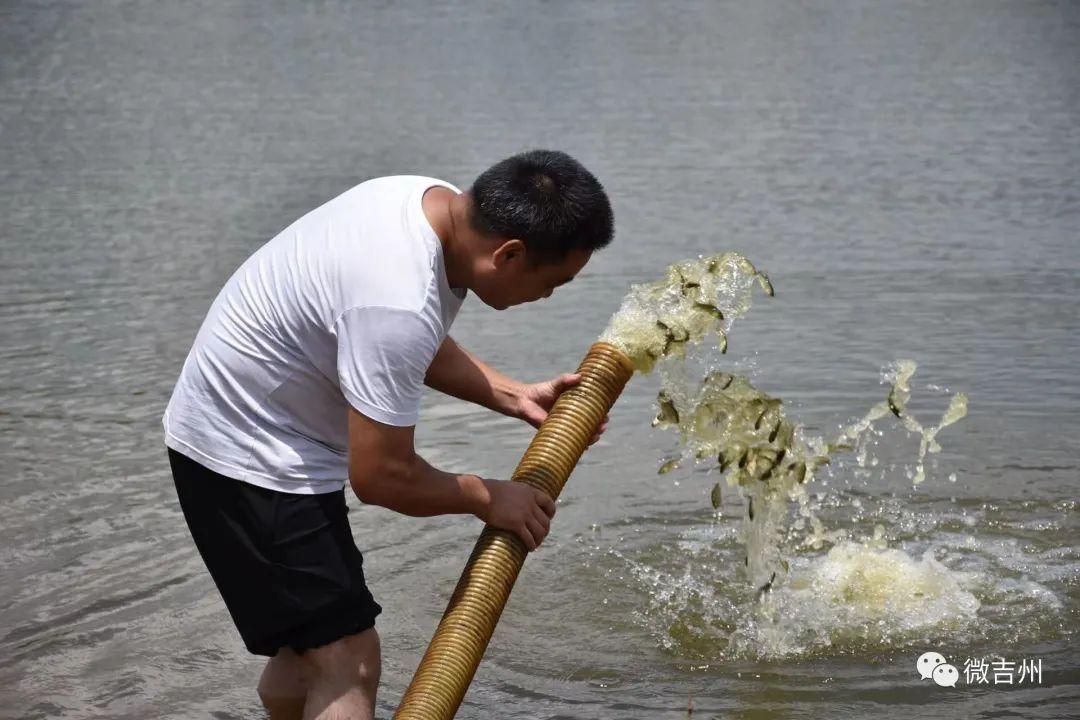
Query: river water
1,1,1077,718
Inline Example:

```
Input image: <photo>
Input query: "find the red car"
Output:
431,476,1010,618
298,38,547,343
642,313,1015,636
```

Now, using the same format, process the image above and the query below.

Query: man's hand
476,479,557,551
425,338,609,444
515,373,609,445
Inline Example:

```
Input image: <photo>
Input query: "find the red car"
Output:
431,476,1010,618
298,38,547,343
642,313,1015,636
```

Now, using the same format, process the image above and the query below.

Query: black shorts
168,447,382,656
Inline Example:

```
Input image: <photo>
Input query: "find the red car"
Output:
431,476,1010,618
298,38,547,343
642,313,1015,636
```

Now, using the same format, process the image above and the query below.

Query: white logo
917,651,947,680
932,663,959,688
917,652,1043,686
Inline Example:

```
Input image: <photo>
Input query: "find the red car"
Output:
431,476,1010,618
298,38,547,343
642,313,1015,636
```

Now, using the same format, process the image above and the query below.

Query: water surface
1,1,1078,718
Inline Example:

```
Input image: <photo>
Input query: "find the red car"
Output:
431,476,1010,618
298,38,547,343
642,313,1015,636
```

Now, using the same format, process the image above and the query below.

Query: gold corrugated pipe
394,342,634,719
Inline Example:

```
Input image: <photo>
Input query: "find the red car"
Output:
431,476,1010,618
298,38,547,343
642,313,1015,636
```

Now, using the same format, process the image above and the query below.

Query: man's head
452,149,614,310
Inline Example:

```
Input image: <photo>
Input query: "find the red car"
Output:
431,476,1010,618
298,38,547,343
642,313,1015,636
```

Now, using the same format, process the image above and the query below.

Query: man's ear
492,238,527,268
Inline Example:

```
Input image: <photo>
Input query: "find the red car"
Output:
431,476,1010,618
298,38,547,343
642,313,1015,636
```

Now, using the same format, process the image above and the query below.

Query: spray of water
599,252,974,658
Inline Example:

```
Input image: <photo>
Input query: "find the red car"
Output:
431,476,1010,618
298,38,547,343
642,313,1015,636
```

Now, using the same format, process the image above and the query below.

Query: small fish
710,482,722,509
652,391,680,427
718,441,747,472
754,399,782,431
693,302,723,321
717,329,728,354
658,320,689,342
756,271,775,297
749,447,779,479
756,571,778,600
748,497,755,521
703,371,734,390
773,421,795,447
887,388,904,417
658,457,681,475
780,559,790,574
791,462,807,484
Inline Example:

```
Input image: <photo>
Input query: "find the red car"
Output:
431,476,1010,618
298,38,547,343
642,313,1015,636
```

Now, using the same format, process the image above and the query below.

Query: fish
756,271,775,297
718,441,748,472
756,446,790,481
710,482,722,509
658,457,681,475
658,319,690,342
772,420,794,447
768,419,783,443
749,447,779,479
754,399,782,430
748,497,755,521
887,389,904,417
703,371,734,390
693,301,724,321
756,571,778,600
652,391,680,427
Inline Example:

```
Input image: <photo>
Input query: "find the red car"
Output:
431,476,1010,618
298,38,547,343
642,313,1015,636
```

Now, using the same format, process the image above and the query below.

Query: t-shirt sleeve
334,305,441,427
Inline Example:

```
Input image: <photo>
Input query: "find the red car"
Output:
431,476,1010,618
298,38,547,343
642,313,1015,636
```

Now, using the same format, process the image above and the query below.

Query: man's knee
302,627,382,693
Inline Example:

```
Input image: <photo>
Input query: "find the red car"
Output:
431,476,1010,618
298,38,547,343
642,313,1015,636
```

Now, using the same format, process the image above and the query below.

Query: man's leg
258,647,308,720
300,628,381,720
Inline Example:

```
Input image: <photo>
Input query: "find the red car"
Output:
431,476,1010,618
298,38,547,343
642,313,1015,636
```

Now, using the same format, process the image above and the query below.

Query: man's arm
424,336,606,439
423,335,525,417
347,406,555,550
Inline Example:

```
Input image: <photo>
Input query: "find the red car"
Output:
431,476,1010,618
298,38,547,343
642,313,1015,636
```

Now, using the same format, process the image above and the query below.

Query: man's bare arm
423,335,608,441
346,407,555,550
423,335,523,416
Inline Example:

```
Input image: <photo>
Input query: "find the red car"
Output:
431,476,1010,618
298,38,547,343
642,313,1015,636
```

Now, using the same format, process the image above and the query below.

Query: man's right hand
476,479,557,551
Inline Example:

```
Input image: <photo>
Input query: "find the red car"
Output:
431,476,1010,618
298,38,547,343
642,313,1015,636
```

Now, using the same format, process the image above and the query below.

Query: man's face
474,244,591,310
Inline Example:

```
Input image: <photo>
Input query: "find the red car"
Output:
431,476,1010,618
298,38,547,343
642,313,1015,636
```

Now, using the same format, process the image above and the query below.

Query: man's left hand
514,373,609,445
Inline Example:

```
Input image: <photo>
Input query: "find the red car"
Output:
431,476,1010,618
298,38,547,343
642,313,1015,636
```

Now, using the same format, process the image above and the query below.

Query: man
163,149,614,719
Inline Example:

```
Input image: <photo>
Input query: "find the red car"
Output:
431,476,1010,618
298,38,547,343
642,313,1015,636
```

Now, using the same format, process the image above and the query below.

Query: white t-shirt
163,176,466,494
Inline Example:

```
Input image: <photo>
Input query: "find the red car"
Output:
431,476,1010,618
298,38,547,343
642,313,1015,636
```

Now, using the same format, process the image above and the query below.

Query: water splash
599,252,772,373
600,252,978,659
839,360,969,486
733,539,981,658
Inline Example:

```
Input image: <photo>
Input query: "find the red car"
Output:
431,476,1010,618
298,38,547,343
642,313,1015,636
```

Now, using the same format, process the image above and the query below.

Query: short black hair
469,149,614,264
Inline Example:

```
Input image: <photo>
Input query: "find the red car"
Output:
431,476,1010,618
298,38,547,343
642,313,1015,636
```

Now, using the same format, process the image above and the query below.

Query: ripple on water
596,505,1071,664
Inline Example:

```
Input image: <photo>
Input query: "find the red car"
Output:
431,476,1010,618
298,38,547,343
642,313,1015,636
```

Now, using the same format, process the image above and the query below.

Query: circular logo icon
917,651,947,680
932,663,959,688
